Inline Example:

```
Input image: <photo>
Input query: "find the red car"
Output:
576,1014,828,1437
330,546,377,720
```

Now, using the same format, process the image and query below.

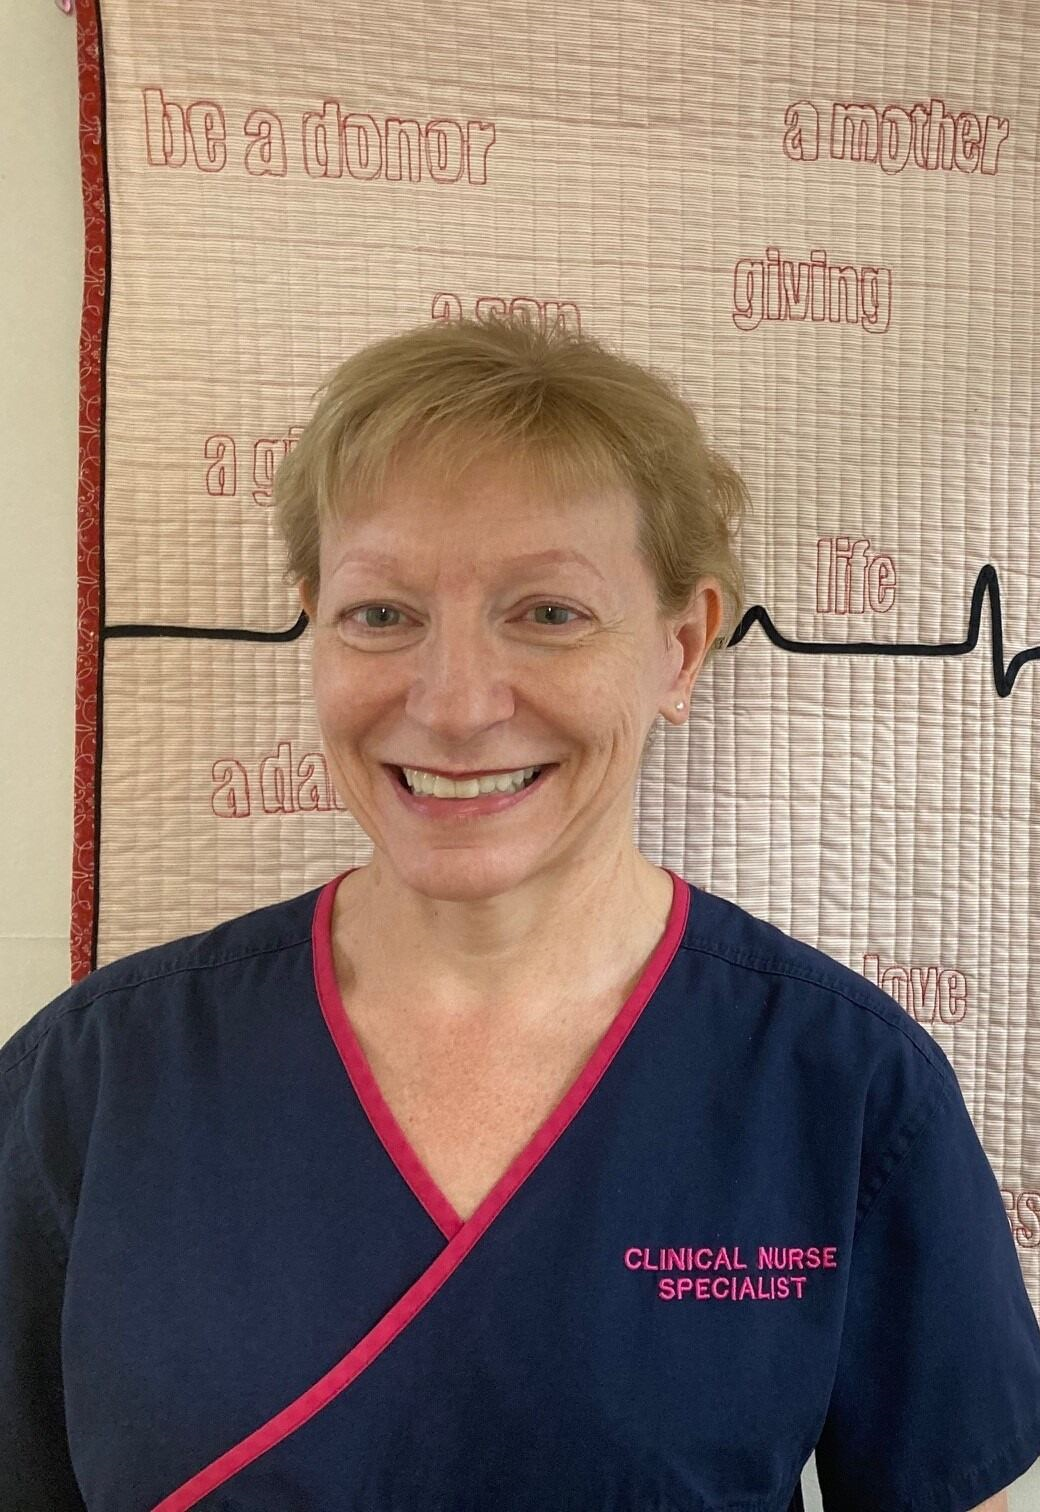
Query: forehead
322,449,640,579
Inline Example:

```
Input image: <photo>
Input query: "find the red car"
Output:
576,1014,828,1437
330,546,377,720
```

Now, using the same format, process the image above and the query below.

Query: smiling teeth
402,766,540,798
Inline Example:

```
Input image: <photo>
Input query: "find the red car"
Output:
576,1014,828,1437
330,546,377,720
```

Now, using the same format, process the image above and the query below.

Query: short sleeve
0,1065,87,1509
813,1063,1040,1512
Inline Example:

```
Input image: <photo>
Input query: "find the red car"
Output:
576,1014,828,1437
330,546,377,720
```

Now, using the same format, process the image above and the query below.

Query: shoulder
0,878,334,1254
0,877,327,1093
680,880,950,1058
676,879,956,1155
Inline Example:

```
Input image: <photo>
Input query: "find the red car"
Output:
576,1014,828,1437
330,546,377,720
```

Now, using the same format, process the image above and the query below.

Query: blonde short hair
272,315,752,675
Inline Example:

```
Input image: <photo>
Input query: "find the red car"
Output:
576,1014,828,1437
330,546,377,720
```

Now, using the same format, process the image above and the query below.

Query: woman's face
299,449,719,888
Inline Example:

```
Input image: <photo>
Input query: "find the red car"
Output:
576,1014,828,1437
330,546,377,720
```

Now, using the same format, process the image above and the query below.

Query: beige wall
2,5,1037,1508
1,1,81,1043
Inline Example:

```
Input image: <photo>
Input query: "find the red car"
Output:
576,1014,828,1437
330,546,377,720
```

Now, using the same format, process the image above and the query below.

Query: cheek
314,696,359,740
310,647,355,712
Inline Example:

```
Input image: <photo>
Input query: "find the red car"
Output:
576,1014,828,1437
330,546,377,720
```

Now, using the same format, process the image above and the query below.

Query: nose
401,633,523,734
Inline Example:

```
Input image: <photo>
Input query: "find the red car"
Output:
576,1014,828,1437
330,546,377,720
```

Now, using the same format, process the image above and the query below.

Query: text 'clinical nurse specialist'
3,313,1039,1512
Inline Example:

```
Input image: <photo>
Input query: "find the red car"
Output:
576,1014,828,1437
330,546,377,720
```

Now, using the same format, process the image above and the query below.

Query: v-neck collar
311,865,691,1242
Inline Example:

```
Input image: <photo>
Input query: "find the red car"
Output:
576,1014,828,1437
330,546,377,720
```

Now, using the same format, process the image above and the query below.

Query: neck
332,850,673,1028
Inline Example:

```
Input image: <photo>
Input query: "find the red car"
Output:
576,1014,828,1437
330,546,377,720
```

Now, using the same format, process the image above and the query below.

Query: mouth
382,762,559,816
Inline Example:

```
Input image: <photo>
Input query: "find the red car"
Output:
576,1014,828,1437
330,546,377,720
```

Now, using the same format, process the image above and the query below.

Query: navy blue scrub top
3,866,1040,1512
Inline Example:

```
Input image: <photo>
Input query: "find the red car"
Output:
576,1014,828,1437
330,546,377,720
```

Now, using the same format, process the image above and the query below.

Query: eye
338,602,586,634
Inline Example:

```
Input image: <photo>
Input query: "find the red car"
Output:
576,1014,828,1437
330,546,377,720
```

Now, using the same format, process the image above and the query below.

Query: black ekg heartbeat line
103,564,1038,699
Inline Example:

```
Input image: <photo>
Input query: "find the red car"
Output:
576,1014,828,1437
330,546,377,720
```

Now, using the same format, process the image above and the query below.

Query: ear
298,579,316,620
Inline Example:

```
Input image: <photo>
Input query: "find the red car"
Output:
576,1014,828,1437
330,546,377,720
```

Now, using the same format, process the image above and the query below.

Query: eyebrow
332,547,606,584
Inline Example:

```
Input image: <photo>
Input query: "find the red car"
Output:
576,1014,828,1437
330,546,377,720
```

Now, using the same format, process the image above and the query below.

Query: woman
2,316,1038,1511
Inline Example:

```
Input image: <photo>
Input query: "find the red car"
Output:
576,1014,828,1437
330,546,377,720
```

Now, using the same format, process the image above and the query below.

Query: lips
387,760,557,816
